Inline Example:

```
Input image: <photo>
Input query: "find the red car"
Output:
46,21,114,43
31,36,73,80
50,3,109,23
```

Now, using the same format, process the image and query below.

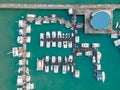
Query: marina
0,3,120,90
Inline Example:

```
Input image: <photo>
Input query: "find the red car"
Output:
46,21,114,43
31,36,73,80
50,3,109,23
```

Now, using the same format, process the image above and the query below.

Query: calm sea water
0,0,119,4
0,8,120,90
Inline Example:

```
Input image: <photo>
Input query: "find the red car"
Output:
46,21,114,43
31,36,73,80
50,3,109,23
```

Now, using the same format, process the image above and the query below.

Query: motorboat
46,32,50,38
52,41,56,47
75,36,80,43
46,41,51,48
44,65,49,73
73,70,80,78
92,43,100,48
81,43,89,48
63,41,67,48
97,51,102,64
45,56,50,62
68,41,72,48
114,39,120,46
53,65,59,73
57,31,62,38
58,56,62,63
40,33,44,39
40,40,44,47
58,41,62,48
62,65,67,74
68,55,73,63
92,56,96,64
52,31,56,38
52,56,56,63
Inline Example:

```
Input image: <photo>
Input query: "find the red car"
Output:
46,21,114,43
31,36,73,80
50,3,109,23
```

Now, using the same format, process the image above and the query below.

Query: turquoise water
0,0,119,4
0,9,120,90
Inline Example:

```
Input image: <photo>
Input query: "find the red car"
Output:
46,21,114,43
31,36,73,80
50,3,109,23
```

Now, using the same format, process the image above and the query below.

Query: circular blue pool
90,11,111,30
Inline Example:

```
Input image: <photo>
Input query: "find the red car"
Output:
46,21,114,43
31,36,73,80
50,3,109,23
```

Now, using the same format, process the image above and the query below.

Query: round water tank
90,11,111,30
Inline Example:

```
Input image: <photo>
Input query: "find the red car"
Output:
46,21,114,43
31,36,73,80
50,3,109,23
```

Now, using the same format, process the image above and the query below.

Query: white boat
35,16,42,25
36,58,44,70
40,33,44,39
63,41,67,48
18,59,28,66
85,51,92,57
26,75,31,82
58,56,62,63
44,65,49,73
96,71,105,83
62,65,67,74
96,64,101,71
71,65,75,73
114,39,120,46
115,22,119,29
92,56,96,64
58,41,62,48
19,29,23,35
68,41,72,48
65,56,68,63
46,41,51,48
51,14,57,23
26,52,30,58
97,51,102,64
27,14,36,18
68,55,73,63
26,25,31,33
51,65,53,71
53,65,59,73
57,31,62,38
62,33,65,38
18,20,24,28
45,56,49,62
17,75,23,86
43,16,49,23
26,36,31,43
18,67,23,73
26,83,34,90
12,47,19,57
40,40,44,47
74,70,80,78
52,31,56,38
81,43,89,48
92,43,100,48
111,33,118,39
76,51,82,56
75,36,80,43
17,88,22,90
17,36,23,44
46,32,50,38
67,65,70,71
102,71,105,83
52,56,56,63
52,41,56,47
